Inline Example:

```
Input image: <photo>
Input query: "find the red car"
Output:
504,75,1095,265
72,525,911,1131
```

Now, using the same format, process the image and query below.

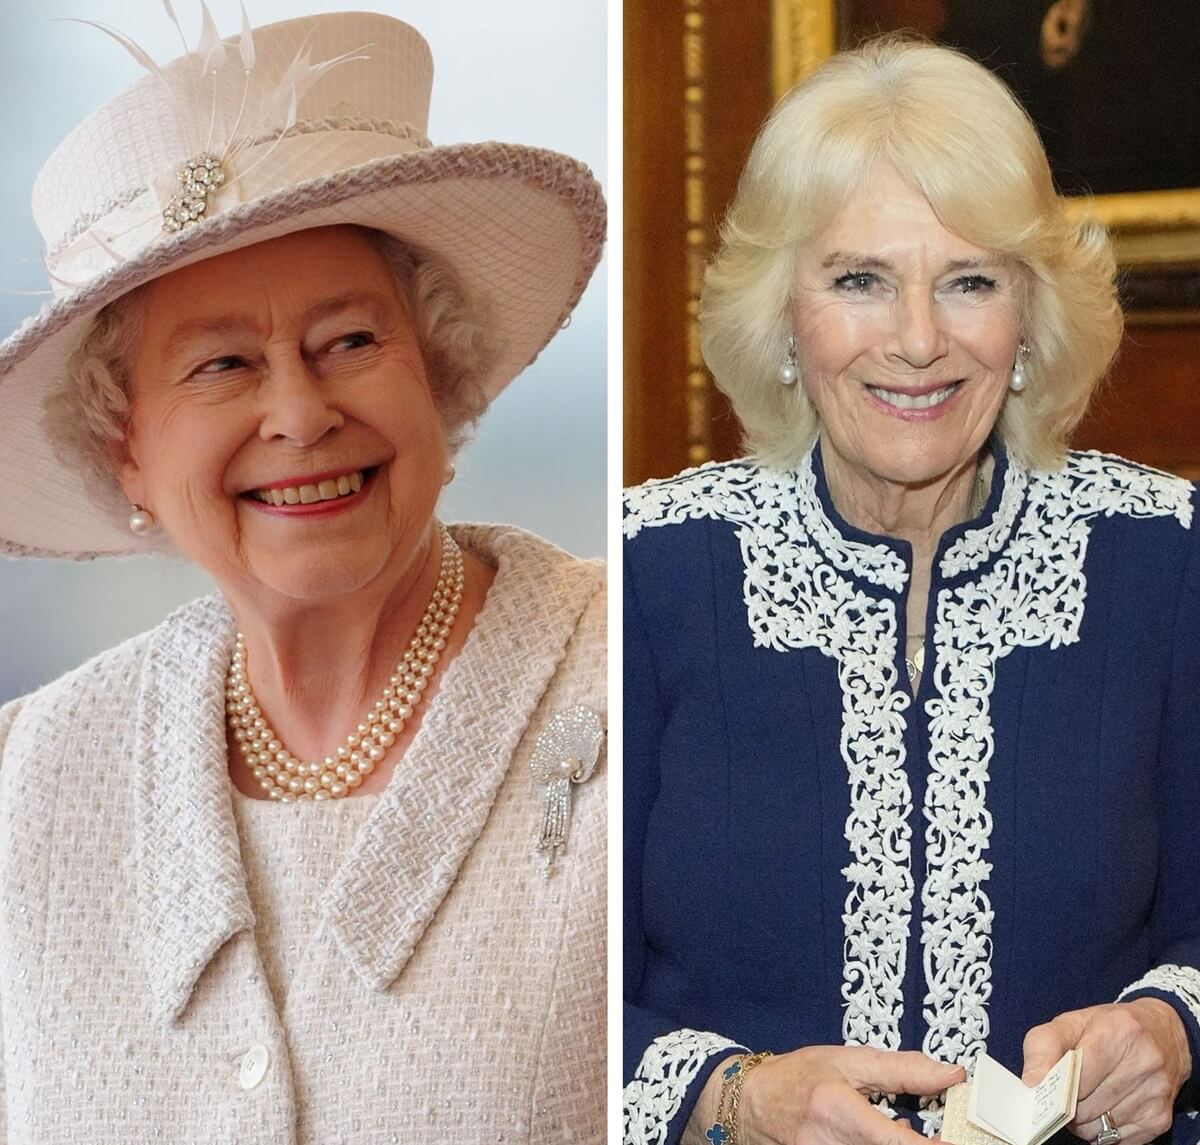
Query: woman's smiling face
115,225,448,604
792,164,1025,490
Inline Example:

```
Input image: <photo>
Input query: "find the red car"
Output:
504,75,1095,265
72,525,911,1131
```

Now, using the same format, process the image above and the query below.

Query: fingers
1072,1043,1177,1145
739,1056,936,1145
1073,1093,1174,1145
1022,1010,1090,1085
1072,1005,1176,1123
842,1047,966,1097
823,1087,932,1145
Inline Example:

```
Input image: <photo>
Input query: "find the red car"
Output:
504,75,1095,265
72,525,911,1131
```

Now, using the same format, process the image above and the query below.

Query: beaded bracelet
706,1050,773,1145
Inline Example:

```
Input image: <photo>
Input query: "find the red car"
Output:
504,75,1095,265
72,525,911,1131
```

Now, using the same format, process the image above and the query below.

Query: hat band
44,118,432,299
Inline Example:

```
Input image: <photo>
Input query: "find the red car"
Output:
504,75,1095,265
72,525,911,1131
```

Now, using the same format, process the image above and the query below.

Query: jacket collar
802,437,1027,590
134,524,602,1022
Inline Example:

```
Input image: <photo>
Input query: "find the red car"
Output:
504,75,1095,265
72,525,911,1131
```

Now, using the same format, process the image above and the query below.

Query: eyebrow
820,251,999,273
160,290,396,360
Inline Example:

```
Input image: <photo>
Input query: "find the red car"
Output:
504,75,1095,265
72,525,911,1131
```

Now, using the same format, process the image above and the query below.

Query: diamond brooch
530,706,603,877
161,153,226,233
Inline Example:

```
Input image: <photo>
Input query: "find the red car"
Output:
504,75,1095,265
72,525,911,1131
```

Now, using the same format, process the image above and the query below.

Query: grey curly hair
44,225,502,528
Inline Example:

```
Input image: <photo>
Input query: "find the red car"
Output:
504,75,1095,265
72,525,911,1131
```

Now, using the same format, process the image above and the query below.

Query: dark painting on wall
839,0,1200,199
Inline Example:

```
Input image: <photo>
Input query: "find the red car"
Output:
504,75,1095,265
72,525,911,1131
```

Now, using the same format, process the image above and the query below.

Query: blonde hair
700,35,1122,471
44,226,499,527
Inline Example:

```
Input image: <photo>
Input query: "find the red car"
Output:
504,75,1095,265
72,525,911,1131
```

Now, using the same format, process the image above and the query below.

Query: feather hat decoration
0,6,605,559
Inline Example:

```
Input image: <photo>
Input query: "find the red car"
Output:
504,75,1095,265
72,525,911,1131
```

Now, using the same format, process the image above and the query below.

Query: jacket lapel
322,525,603,992
132,595,254,1025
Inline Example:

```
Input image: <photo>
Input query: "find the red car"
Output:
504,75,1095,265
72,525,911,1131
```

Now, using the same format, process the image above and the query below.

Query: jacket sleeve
622,543,745,1145
0,696,22,1144
1117,492,1200,1112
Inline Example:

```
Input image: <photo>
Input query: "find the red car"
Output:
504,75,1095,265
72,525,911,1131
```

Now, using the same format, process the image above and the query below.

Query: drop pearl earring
779,335,799,385
1010,339,1030,392
128,504,156,534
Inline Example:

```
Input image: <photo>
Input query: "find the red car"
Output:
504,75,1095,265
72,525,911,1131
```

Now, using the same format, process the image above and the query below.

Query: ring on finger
1096,1110,1121,1145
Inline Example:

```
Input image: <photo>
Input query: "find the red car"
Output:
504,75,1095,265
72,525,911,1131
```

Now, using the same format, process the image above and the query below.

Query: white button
239,1043,270,1090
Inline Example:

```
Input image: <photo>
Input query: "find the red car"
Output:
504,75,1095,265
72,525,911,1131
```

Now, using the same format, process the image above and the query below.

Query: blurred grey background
0,0,606,703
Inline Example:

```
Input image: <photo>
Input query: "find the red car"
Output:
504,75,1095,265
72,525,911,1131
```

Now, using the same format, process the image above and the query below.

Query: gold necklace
905,464,990,685
225,524,465,801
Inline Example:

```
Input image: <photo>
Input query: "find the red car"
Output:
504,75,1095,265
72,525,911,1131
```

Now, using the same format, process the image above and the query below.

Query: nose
888,286,948,369
256,349,344,446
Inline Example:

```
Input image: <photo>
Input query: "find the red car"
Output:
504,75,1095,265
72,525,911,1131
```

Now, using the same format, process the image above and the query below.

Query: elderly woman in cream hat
0,9,605,1142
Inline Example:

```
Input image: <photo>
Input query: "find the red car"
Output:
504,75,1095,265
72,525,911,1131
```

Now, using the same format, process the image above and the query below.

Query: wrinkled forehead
142,226,396,314
136,228,408,355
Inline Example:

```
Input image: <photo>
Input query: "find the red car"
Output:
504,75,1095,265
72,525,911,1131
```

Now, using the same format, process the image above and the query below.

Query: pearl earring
779,334,799,385
1010,339,1030,392
128,503,156,535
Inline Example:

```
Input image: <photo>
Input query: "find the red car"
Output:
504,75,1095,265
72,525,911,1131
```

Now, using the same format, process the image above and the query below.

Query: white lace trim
623,459,908,592
1119,963,1200,1031
623,1028,742,1145
623,462,762,541
624,450,1193,1137
792,460,908,591
940,460,1027,577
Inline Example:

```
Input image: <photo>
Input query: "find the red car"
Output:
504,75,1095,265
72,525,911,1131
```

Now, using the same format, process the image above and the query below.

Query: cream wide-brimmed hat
0,10,605,560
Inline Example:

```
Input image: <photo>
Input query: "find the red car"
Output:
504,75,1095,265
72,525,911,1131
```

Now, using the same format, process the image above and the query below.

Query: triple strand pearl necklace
226,524,465,801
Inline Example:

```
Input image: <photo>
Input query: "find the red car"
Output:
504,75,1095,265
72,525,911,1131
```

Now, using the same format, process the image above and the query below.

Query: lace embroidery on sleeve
1119,964,1200,1030
622,1028,742,1145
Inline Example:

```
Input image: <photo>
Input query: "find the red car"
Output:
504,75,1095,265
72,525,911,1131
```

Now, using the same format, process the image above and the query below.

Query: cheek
133,402,251,500
948,304,1022,369
795,303,883,377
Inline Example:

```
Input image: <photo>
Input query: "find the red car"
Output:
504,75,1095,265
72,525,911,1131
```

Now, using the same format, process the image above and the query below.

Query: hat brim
0,142,604,559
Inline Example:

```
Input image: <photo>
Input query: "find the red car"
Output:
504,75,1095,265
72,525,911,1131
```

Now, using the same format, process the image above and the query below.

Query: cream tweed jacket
0,524,606,1143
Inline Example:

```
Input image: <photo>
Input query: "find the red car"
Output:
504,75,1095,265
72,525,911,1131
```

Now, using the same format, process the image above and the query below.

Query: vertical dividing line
683,0,712,466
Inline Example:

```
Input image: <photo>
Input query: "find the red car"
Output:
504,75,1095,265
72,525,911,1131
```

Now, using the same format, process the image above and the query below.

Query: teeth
250,470,367,504
867,382,959,410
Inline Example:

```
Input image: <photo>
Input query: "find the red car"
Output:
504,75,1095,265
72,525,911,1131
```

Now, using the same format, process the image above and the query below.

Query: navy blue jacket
623,445,1200,1145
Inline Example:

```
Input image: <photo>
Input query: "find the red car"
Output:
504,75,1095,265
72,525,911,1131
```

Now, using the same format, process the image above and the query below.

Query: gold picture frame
770,0,1200,269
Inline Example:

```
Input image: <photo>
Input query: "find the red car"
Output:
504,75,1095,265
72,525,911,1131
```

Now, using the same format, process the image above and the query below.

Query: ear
106,434,143,507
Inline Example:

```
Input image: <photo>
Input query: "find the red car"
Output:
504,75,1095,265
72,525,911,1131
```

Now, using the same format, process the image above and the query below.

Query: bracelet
706,1050,773,1145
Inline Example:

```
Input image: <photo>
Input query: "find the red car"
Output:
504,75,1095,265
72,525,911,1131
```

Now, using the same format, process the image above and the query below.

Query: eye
193,355,248,376
833,270,880,294
950,274,998,294
328,331,376,352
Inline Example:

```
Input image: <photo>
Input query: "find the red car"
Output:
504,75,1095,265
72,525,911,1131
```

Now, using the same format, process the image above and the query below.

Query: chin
255,550,389,604
862,442,978,490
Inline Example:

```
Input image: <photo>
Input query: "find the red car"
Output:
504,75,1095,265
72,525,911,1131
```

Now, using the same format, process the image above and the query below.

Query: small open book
941,1050,1082,1145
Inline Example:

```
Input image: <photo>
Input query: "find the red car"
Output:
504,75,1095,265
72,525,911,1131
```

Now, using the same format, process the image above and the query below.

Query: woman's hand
1022,999,1192,1145
684,1046,965,1145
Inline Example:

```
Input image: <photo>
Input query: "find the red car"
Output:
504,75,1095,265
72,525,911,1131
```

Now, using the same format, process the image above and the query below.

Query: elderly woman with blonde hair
0,10,605,1142
624,37,1200,1145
